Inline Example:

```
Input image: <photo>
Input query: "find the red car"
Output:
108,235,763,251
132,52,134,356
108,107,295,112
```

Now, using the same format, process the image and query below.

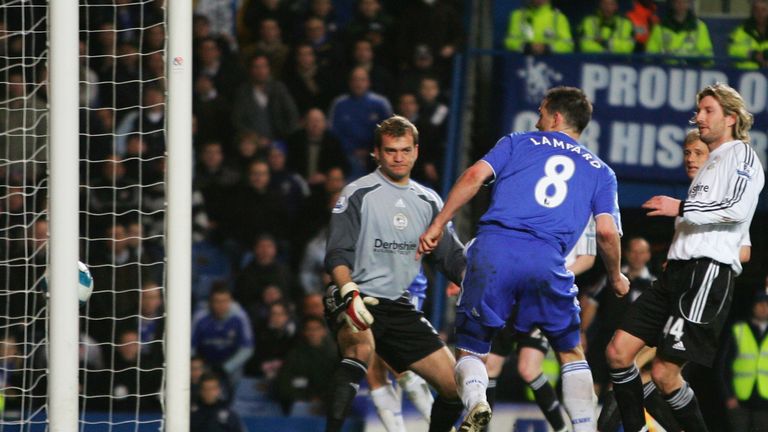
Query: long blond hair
694,83,753,143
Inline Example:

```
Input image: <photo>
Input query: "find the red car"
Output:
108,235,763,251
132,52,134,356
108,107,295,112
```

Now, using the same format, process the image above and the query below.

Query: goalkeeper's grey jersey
325,168,465,300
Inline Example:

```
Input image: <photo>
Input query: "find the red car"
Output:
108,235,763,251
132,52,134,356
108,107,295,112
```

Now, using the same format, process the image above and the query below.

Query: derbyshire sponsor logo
373,239,417,254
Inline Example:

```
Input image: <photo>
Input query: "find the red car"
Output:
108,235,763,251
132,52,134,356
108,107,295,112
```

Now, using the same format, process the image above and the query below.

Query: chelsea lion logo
393,213,408,230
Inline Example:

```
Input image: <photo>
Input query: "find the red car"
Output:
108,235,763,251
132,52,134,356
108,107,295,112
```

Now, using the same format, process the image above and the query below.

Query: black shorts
619,258,734,367
489,325,550,357
324,286,445,373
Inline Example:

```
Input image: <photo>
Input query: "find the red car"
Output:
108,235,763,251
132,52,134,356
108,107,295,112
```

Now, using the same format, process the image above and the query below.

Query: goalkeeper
323,115,466,432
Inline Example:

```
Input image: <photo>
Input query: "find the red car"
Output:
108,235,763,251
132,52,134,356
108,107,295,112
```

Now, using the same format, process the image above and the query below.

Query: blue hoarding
499,55,768,183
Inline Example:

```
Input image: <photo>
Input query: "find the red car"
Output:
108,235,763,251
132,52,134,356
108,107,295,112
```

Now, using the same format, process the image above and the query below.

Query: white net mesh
1,1,168,430
0,1,51,428
79,1,167,430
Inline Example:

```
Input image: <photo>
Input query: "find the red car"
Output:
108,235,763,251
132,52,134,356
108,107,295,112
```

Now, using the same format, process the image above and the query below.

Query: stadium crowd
0,0,766,431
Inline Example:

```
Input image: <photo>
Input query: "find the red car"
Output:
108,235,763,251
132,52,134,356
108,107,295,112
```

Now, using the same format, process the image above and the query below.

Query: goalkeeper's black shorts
324,285,445,373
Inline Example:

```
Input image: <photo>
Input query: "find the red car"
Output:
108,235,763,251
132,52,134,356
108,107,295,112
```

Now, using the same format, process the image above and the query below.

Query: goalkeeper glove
340,282,379,332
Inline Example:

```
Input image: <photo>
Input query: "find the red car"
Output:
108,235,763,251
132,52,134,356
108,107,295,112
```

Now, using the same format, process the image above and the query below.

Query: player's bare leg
484,352,504,410
408,346,464,432
519,347,567,432
651,356,708,432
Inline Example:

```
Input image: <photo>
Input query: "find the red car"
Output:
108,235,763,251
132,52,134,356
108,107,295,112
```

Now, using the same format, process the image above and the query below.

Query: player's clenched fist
340,282,379,332
611,273,630,298
417,223,444,259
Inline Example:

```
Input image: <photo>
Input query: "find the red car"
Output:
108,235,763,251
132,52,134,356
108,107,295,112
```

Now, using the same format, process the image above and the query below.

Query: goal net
1,1,171,429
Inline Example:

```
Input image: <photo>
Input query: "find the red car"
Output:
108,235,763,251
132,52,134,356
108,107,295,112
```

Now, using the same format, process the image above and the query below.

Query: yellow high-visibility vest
731,322,768,400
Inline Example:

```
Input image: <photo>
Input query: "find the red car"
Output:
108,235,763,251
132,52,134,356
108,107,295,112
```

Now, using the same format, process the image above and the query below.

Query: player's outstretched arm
417,161,493,257
641,195,681,217
595,214,629,297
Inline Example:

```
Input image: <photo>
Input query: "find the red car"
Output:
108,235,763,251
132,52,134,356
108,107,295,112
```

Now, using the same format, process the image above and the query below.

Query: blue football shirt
479,131,621,254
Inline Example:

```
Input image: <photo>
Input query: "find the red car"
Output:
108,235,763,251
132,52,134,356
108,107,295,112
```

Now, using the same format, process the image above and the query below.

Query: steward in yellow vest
504,0,573,54
728,0,768,70
578,0,635,54
718,291,768,432
645,0,713,61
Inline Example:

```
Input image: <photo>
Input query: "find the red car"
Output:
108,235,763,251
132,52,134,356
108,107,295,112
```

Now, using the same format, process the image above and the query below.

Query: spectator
194,0,242,51
0,69,48,182
301,293,326,320
107,328,163,412
266,142,309,221
138,281,164,359
717,287,768,432
144,51,166,82
88,223,145,343
82,155,141,231
115,85,166,158
194,141,241,224
193,75,232,146
191,373,244,432
247,284,286,329
286,108,348,185
113,0,144,44
231,54,299,142
504,0,574,54
141,23,165,54
228,160,290,246
328,67,392,177
248,301,298,379
302,16,345,74
349,38,395,100
233,131,272,172
190,356,209,404
299,226,330,295
240,18,291,79
626,0,660,52
194,37,243,101
346,0,395,66
284,43,336,114
300,166,346,242
241,0,294,45
578,0,635,54
122,134,161,185
398,44,441,95
276,316,338,415
79,40,99,107
397,0,463,72
417,76,449,182
235,233,296,308
584,237,657,395
88,22,118,79
193,14,233,57
729,0,768,69
191,284,255,384
303,0,342,36
645,0,713,61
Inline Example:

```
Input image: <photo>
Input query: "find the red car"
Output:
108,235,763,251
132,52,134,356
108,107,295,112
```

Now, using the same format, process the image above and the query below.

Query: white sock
371,385,406,432
455,355,488,410
561,360,597,432
397,370,434,422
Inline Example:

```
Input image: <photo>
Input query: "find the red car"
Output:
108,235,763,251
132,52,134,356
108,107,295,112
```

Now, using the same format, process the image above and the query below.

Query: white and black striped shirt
668,140,764,274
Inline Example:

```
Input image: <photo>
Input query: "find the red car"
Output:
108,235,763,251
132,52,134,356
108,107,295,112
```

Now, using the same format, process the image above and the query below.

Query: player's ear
553,111,565,129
